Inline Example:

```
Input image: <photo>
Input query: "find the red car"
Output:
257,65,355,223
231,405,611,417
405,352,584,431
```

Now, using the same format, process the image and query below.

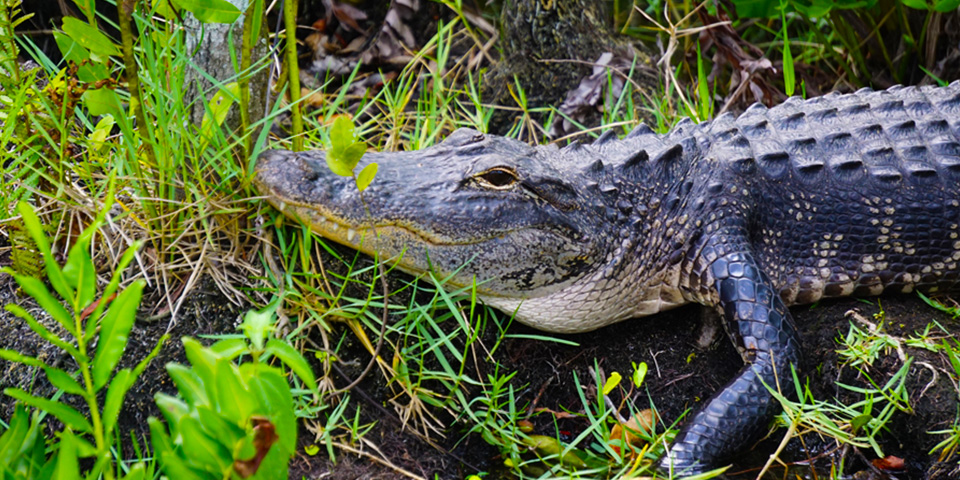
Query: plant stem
282,0,303,151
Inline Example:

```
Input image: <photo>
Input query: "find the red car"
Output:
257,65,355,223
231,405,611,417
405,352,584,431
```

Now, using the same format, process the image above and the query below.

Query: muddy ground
0,239,958,479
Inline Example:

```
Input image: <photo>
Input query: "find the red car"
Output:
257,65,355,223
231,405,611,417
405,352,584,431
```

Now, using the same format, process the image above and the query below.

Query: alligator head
254,128,659,332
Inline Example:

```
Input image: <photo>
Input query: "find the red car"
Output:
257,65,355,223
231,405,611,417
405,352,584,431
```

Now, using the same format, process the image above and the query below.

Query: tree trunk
183,0,270,139
484,0,657,138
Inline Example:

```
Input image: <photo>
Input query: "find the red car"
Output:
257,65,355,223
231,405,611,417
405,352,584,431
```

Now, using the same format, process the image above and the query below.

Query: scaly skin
254,82,960,473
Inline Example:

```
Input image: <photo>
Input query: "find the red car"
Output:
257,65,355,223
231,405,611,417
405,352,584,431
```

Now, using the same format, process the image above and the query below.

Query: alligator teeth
278,201,286,211
347,229,356,242
329,223,338,231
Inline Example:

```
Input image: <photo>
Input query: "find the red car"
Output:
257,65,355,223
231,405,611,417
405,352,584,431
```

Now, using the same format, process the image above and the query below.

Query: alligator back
700,83,960,306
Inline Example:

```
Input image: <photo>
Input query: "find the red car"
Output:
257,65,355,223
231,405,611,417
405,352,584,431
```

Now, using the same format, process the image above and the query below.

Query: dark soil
1,233,958,479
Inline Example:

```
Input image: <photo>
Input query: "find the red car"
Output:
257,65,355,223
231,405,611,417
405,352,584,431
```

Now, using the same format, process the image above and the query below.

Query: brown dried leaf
233,416,280,478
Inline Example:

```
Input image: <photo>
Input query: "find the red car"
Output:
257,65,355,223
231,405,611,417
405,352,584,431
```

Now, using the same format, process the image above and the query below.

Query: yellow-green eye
475,167,519,189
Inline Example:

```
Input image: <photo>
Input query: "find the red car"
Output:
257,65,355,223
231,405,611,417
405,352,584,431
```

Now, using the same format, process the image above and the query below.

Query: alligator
254,82,960,473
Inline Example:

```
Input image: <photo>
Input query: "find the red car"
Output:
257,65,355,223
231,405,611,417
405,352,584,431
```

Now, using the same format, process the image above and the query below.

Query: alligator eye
475,167,519,189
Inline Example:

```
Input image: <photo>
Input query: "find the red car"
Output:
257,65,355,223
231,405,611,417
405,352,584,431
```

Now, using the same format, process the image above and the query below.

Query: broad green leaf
81,87,122,117
172,0,242,24
0,405,33,465
4,304,86,361
182,337,218,389
166,363,209,406
179,415,232,473
11,273,77,337
934,0,960,11
61,17,120,58
88,115,115,148
90,240,142,333
342,142,367,167
154,393,189,436
632,361,648,388
102,369,135,442
195,406,245,446
43,368,85,395
54,431,81,480
264,338,318,392
214,359,249,421
62,238,96,310
4,388,93,433
851,413,872,431
239,304,275,351
92,280,144,391
602,372,621,396
199,82,240,143
356,162,378,191
329,116,356,146
209,338,248,359
149,417,207,480
53,32,110,83
16,202,74,310
243,365,297,451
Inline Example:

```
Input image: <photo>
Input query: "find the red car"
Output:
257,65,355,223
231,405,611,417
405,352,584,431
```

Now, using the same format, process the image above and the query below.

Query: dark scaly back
701,82,960,305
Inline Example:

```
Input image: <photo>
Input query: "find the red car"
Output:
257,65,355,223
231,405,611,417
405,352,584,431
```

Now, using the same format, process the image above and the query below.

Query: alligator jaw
253,143,607,303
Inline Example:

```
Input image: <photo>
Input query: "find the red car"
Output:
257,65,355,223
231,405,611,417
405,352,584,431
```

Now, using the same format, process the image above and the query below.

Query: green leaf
16,202,74,308
4,389,93,433
209,338,248,360
70,0,96,21
179,415,233,473
264,338,318,392
43,368,85,396
0,348,49,369
602,372,621,396
239,304,275,351
934,0,960,11
214,359,250,421
92,280,144,391
81,88,122,117
195,405,245,446
199,82,240,143
61,17,120,58
631,361,648,388
62,238,97,311
4,304,86,361
154,393,189,434
166,363,209,406
102,369,135,443
54,431,81,480
53,31,110,83
780,1,795,97
851,413,872,431
356,162,378,191
243,365,297,451
120,462,146,480
90,240,142,334
183,337,219,388
149,417,207,480
325,117,367,176
11,273,77,338
731,0,779,18
329,116,356,146
171,0,242,24
0,405,35,466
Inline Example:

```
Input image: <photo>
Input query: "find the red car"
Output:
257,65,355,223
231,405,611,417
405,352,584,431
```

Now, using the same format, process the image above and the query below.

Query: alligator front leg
661,233,802,474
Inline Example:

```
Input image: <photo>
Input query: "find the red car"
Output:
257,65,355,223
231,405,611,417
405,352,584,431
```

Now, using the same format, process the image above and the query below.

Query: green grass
2,0,960,478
